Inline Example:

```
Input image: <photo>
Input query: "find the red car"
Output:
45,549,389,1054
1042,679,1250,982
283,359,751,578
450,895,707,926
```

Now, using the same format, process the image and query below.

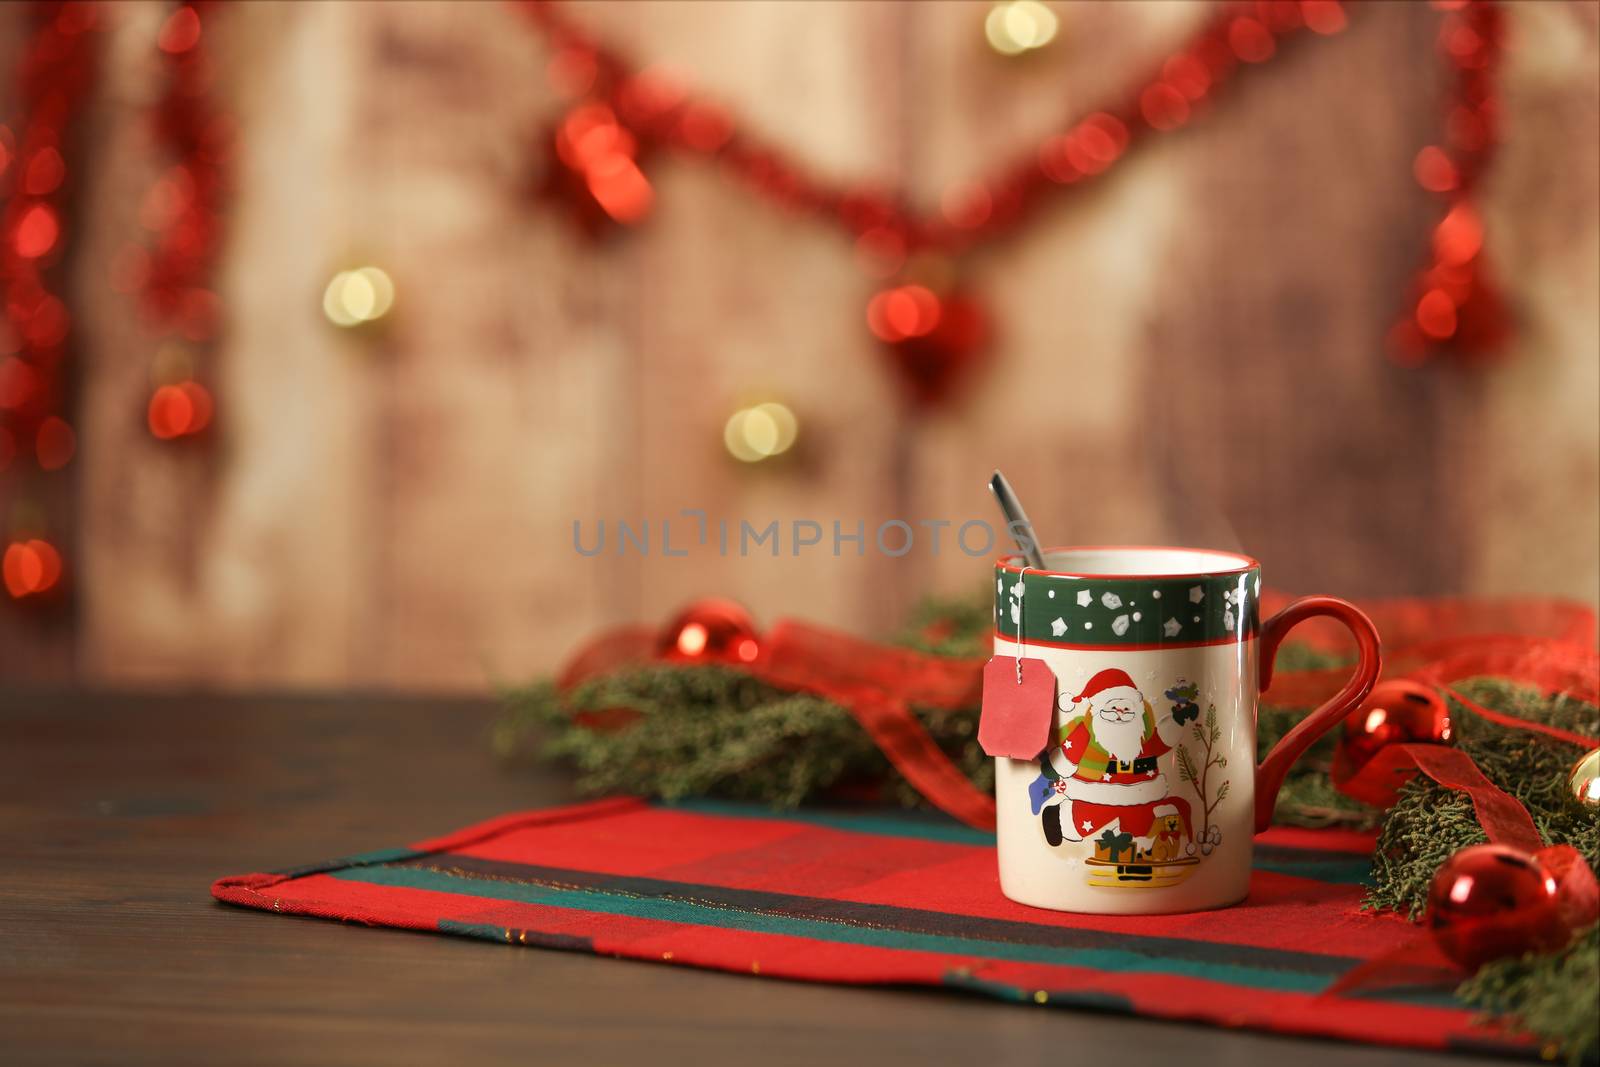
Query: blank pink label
979,656,1056,760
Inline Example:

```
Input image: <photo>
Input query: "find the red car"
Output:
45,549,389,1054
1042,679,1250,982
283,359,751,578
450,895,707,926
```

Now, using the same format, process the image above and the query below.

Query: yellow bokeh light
723,401,799,463
356,267,395,318
752,401,797,454
985,0,1058,56
322,266,396,328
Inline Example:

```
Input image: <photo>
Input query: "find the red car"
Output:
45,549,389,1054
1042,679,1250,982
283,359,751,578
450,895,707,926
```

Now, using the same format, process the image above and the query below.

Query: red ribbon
553,615,994,829
754,621,994,830
551,595,1598,842
1334,742,1544,851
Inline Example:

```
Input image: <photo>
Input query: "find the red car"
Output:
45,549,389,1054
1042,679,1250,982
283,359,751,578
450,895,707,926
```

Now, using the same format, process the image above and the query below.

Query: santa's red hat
1071,668,1142,708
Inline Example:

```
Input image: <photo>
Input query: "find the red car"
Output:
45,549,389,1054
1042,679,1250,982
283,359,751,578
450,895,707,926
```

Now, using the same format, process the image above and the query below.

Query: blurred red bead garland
0,1,100,601
1390,0,1510,366
517,0,1511,407
132,1,229,440
517,0,1357,408
2,2,229,603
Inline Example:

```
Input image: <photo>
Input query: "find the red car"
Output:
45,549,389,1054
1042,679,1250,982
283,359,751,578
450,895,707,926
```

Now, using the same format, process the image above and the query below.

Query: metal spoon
988,469,1046,569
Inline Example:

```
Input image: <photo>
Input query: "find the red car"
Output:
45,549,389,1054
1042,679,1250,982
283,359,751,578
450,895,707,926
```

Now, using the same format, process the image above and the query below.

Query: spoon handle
988,469,1046,570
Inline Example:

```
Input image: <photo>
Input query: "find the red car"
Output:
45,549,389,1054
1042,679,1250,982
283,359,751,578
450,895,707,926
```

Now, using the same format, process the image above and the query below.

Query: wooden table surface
0,690,1512,1067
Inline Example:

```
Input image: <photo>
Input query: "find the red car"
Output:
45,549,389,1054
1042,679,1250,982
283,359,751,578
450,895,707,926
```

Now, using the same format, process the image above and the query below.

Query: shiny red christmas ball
1338,678,1452,773
656,598,761,665
1427,844,1571,970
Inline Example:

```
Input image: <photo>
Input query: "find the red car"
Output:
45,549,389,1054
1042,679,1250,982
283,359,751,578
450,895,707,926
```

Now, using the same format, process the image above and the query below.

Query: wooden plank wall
1,1,1595,691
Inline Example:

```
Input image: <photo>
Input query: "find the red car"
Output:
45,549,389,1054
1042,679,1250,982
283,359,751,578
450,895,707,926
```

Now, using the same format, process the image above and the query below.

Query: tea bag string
1015,565,1031,684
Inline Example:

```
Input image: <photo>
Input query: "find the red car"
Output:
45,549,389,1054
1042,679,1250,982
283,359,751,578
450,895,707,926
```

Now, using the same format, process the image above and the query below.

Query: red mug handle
1254,595,1382,833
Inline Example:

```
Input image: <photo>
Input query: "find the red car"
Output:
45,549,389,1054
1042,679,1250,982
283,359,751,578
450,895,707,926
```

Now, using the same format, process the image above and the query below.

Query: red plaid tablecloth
213,797,1524,1056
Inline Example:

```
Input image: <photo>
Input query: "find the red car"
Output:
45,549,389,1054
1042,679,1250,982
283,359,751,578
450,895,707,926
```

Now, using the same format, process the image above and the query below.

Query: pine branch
1458,923,1599,1065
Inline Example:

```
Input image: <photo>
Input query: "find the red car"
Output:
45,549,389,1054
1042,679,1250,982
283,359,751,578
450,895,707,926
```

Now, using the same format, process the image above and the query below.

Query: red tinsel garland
2,2,228,602
1390,0,1510,366
129,1,228,440
516,0,1511,404
518,0,1352,259
0,1,101,601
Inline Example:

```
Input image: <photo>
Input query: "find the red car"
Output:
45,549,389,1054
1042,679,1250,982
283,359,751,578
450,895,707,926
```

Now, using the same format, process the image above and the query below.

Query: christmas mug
982,546,1380,914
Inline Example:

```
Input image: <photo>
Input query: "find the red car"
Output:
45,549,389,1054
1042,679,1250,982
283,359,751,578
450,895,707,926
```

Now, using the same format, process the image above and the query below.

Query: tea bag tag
979,656,1057,759
979,565,1057,760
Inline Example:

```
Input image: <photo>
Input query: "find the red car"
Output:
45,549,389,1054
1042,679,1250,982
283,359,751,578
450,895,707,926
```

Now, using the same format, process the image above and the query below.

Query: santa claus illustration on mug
1029,668,1204,866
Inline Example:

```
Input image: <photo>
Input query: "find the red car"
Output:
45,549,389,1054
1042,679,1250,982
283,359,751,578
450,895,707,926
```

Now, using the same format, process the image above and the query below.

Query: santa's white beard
1091,714,1146,764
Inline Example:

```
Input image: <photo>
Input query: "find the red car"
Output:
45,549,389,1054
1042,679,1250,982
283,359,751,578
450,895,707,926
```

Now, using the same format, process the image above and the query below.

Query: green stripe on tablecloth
1252,846,1372,886
329,861,1443,1004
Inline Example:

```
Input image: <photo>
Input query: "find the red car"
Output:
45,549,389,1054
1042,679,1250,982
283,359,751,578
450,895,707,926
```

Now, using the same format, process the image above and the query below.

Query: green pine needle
1457,923,1599,1065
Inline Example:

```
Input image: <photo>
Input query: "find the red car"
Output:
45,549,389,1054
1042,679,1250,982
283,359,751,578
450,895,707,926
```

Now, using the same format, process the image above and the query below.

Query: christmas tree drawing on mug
1026,670,1227,888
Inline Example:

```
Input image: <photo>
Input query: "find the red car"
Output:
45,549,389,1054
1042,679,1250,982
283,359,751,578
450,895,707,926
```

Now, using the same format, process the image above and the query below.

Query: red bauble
656,598,761,665
1337,678,1452,774
1427,844,1571,970
865,285,989,409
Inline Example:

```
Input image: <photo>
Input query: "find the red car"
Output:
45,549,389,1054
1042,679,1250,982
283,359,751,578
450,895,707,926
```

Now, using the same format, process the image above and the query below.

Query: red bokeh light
867,285,943,343
1227,18,1275,63
1416,289,1458,340
13,203,60,259
941,183,993,229
1140,83,1190,131
4,539,63,599
1038,135,1080,184
148,380,213,439
22,293,70,349
149,384,191,439
554,104,654,225
678,103,733,153
180,380,214,433
35,415,75,470
616,69,686,126
1413,146,1458,193
23,146,65,196
1162,54,1211,101
584,153,653,223
157,6,201,55
1433,203,1483,266
0,356,42,411
557,104,626,170
1301,1,1348,36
